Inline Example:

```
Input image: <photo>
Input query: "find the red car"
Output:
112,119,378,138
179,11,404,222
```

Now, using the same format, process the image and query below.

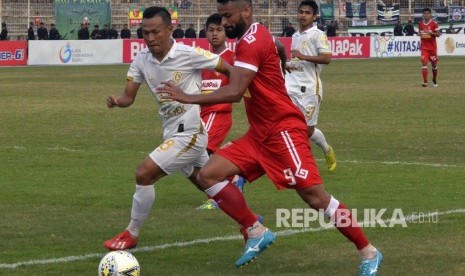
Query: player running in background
419,7,440,87
285,1,336,172
102,7,232,251
196,13,245,210
157,1,382,274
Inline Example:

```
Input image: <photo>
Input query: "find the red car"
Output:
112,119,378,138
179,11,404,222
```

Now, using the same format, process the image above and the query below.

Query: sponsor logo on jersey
201,79,222,91
173,71,183,83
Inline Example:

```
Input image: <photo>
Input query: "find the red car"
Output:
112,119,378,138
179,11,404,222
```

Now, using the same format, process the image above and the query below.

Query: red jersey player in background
196,13,246,210
419,7,440,87
158,0,382,274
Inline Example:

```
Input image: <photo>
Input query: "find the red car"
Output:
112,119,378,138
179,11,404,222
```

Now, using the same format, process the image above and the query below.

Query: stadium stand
0,0,462,39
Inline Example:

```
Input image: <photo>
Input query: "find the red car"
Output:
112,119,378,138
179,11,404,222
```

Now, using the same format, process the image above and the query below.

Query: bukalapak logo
59,42,94,64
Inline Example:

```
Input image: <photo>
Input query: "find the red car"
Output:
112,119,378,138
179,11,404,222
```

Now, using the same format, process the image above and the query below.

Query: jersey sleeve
189,47,220,70
127,53,144,84
234,33,262,72
316,32,331,55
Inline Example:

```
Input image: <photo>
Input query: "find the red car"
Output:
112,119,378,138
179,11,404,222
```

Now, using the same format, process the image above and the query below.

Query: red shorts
216,128,322,190
421,48,438,64
202,111,232,153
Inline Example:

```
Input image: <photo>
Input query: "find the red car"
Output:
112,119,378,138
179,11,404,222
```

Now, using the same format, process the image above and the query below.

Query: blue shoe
235,228,276,268
233,176,246,193
359,250,383,276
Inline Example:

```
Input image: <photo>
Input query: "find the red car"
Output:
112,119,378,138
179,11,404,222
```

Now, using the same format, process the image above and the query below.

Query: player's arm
107,80,140,108
214,57,233,78
274,37,289,74
157,66,254,104
292,49,331,65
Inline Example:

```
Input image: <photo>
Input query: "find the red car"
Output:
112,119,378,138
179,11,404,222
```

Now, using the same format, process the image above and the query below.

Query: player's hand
107,95,119,108
291,49,304,60
156,81,190,103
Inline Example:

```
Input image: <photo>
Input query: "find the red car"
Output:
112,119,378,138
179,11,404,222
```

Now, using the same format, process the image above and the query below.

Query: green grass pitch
1,57,464,275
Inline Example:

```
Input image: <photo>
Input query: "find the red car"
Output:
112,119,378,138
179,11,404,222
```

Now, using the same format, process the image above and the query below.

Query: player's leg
197,136,276,267
296,186,383,275
301,93,336,172
263,128,381,275
103,133,207,250
431,52,438,87
421,50,430,87
103,156,166,250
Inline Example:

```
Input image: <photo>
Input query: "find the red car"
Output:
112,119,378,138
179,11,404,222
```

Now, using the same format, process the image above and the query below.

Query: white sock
359,244,377,259
204,180,228,197
323,196,340,221
246,220,266,239
310,128,330,153
127,184,155,237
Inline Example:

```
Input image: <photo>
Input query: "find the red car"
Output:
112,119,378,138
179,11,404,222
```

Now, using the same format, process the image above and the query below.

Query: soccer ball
98,250,140,276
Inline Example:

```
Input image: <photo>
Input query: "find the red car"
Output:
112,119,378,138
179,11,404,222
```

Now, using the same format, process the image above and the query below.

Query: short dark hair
206,13,222,28
423,8,432,13
143,6,172,26
299,0,319,14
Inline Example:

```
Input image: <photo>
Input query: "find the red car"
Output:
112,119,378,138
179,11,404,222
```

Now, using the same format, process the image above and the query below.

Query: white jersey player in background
103,6,231,251
285,0,337,172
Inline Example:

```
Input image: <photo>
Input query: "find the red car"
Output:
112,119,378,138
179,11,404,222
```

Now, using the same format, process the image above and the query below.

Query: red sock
212,182,257,228
422,66,428,83
333,203,369,250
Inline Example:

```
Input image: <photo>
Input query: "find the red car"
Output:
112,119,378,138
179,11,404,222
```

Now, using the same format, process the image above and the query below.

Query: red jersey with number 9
419,20,439,51
234,23,306,141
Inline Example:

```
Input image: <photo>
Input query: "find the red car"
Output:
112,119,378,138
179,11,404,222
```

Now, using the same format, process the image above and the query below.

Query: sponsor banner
377,4,400,23
449,6,465,22
123,37,368,64
129,6,144,26
55,0,111,40
0,41,28,66
28,40,122,65
370,34,465,57
414,8,448,23
320,4,335,21
348,22,465,36
371,36,420,57
345,2,367,19
329,37,370,58
438,34,465,55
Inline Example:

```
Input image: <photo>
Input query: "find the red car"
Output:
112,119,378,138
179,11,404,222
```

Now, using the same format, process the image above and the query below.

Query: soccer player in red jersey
158,1,382,274
196,13,245,210
419,7,440,87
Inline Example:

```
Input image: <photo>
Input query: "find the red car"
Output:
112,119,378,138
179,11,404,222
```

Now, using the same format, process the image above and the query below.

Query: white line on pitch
1,208,464,269
315,158,461,168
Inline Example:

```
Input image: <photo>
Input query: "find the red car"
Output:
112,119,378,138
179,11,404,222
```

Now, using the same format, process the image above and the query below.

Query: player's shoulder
174,42,195,52
240,23,271,45
133,47,151,62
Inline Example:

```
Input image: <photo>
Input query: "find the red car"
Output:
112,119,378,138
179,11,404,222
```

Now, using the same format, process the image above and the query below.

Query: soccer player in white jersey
285,0,337,172
103,6,232,251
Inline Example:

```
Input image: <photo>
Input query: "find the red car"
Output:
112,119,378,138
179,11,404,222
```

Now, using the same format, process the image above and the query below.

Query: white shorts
288,92,321,126
149,132,209,177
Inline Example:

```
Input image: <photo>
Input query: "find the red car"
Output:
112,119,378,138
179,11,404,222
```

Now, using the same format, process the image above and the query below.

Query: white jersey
128,40,220,139
285,26,331,97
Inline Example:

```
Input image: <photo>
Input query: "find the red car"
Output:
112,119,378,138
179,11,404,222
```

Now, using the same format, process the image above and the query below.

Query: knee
196,167,218,189
299,187,331,210
135,167,152,185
